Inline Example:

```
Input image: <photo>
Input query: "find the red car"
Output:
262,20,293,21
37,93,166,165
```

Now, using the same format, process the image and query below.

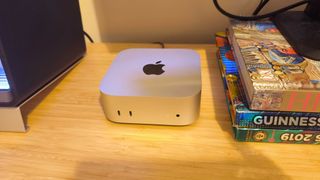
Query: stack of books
216,20,320,144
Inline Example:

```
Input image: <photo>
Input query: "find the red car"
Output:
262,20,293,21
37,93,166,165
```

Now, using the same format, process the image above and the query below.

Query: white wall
79,0,305,43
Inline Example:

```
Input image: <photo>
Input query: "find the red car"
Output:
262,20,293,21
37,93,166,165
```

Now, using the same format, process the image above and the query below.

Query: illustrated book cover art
216,50,320,144
216,33,320,131
228,20,320,112
217,50,320,144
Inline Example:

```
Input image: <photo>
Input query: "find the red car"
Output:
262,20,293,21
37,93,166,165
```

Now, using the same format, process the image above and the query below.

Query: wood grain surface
0,43,319,180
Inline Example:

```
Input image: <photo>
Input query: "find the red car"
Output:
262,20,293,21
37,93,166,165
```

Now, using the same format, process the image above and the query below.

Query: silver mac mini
100,48,201,125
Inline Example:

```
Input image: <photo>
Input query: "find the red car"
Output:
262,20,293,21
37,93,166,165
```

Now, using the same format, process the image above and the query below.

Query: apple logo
143,61,165,75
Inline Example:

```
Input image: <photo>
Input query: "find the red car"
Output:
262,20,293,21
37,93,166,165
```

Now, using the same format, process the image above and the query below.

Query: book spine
227,28,255,106
235,111,320,130
216,49,235,122
215,34,238,75
234,127,320,144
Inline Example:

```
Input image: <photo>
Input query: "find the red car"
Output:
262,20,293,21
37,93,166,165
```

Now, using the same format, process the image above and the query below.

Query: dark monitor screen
0,0,86,106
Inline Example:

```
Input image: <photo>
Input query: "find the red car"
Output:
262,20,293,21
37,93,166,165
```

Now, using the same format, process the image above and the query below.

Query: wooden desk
0,43,319,179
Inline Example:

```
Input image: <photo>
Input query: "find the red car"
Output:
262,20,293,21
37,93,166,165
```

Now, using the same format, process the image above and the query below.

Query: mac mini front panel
100,48,201,125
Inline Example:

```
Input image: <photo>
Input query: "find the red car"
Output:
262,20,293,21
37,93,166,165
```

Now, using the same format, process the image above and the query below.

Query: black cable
153,42,165,48
256,0,264,10
212,0,309,21
83,31,94,43
253,0,270,15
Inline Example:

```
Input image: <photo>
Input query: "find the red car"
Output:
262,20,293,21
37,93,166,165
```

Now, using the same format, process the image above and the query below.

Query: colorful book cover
216,32,238,76
228,20,320,112
215,33,320,131
234,127,320,144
